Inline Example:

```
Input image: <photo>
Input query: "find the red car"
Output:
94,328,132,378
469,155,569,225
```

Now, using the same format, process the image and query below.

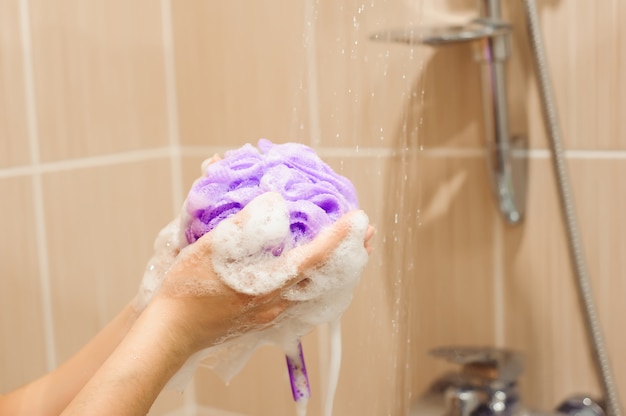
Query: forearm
0,303,139,416
60,298,194,416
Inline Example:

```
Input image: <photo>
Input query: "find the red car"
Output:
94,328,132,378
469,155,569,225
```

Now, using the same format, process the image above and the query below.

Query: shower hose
522,1,623,415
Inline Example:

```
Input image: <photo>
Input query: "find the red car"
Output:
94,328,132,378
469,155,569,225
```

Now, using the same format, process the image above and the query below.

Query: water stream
298,0,427,414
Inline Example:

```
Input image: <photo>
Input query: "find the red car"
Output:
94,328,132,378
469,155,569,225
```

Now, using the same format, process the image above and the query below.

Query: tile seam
159,0,196,410
19,0,57,370
0,148,171,179
3,147,626,181
160,0,184,216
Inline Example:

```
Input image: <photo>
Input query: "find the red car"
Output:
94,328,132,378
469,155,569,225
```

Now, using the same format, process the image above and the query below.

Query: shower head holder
370,0,527,225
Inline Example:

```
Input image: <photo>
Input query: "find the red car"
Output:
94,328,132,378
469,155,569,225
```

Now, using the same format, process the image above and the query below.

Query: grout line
180,144,400,159
0,148,171,179
180,145,235,158
160,0,184,216
513,149,626,159
159,2,196,409
421,148,485,158
3,147,626,181
0,164,36,179
511,148,549,158
19,0,57,371
181,146,626,160
564,149,626,159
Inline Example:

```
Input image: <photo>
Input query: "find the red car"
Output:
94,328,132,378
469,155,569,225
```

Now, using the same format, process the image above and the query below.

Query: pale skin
0,210,375,416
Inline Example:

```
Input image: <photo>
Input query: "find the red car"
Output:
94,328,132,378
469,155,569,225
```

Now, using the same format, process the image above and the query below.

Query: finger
191,195,254,253
244,289,294,321
364,224,375,254
292,212,355,274
278,211,366,294
201,153,223,173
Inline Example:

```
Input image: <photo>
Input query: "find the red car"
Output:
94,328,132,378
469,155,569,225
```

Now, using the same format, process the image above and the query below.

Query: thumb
282,210,370,290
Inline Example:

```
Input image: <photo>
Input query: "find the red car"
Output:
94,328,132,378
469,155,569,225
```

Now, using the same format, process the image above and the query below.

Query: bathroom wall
0,1,624,415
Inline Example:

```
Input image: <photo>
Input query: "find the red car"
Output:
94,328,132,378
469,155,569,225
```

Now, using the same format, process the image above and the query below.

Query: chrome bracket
371,0,527,224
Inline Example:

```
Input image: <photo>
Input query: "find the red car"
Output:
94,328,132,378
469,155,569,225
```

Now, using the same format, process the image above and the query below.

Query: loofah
182,139,358,249
138,140,369,407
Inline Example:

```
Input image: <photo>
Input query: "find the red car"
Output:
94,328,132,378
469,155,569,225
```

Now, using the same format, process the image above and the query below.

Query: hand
150,194,374,357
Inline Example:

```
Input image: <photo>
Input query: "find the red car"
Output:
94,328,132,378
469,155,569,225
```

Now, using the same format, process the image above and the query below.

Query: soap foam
134,219,181,311
325,320,342,416
211,192,298,296
161,194,369,391
137,182,369,397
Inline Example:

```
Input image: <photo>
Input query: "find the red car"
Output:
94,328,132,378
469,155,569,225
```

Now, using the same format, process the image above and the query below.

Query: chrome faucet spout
411,347,605,416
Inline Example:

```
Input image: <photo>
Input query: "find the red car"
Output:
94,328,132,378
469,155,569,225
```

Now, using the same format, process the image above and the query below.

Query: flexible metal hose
521,1,623,415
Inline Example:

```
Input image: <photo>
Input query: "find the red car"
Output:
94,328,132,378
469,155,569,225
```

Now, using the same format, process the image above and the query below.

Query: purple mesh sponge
183,139,358,248
181,139,359,403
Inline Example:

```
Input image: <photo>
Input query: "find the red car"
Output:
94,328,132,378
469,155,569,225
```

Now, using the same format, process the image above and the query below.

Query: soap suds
135,145,370,413
325,320,342,416
134,219,181,311
158,194,369,391
211,193,298,296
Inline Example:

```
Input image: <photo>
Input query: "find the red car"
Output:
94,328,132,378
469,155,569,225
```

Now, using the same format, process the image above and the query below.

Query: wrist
59,299,196,415
138,297,200,359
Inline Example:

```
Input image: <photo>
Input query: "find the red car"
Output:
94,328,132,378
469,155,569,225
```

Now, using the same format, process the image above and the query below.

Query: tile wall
0,0,624,415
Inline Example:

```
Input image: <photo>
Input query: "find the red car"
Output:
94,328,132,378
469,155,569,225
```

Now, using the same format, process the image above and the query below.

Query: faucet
411,346,606,416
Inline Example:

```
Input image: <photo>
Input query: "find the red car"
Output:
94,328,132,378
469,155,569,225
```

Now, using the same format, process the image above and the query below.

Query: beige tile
325,155,496,413
0,0,30,168
148,389,187,415
43,160,174,363
0,177,48,392
406,155,498,398
428,0,626,152
314,1,433,149
324,156,410,414
317,0,520,152
194,332,321,416
516,1,626,150
570,159,626,405
619,0,626,149
502,158,626,409
29,0,169,161
418,46,486,149
171,1,308,148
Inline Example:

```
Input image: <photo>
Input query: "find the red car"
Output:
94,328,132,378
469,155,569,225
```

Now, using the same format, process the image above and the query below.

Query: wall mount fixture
371,0,527,225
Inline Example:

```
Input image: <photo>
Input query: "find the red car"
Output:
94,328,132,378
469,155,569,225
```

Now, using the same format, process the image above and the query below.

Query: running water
294,0,428,413
324,320,343,416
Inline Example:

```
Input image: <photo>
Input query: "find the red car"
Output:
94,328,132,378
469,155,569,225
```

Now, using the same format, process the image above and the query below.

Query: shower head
369,20,510,47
